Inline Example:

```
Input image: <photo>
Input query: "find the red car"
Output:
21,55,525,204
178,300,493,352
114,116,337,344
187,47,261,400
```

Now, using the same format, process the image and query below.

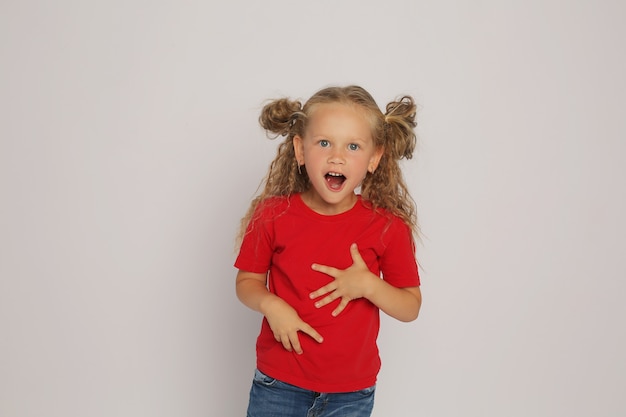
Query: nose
328,148,346,164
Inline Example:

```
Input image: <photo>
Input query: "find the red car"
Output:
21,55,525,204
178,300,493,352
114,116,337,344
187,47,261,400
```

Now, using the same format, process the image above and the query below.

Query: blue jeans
246,369,375,417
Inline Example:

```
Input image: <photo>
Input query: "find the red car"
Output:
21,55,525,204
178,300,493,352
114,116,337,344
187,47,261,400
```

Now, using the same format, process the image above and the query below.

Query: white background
1,1,625,416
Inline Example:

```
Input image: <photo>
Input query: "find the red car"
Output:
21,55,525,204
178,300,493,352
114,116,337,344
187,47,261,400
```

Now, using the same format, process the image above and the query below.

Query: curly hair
237,85,419,245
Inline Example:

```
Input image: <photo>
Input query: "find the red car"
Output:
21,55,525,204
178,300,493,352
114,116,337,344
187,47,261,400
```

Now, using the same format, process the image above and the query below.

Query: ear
293,135,304,165
368,146,384,173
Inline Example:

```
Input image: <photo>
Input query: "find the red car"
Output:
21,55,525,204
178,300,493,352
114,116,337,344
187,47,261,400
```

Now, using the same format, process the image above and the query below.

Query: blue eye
320,140,330,147
348,143,359,151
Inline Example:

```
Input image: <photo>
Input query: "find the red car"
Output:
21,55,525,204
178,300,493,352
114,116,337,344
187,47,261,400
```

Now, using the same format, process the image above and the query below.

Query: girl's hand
236,270,323,354
263,297,324,355
309,243,377,317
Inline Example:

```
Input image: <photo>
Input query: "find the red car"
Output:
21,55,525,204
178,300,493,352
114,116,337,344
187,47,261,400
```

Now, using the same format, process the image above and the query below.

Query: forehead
305,102,375,140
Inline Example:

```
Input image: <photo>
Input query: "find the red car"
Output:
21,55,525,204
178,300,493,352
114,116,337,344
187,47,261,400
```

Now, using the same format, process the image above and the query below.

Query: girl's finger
309,283,335,300
280,335,292,352
289,333,303,355
314,294,337,309
300,324,324,344
332,298,350,317
311,263,339,277
349,243,365,265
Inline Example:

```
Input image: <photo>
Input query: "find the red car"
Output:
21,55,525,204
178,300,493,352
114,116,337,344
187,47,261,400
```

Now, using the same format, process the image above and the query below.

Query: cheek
303,146,325,161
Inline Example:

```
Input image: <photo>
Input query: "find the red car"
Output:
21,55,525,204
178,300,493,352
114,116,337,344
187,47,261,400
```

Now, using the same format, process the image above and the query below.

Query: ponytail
259,98,303,138
384,96,417,160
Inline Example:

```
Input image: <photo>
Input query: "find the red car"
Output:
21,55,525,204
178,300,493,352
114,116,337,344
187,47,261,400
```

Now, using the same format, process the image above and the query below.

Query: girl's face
293,102,383,215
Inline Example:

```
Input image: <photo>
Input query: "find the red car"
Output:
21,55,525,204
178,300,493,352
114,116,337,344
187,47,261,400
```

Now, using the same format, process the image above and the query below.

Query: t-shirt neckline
293,193,364,221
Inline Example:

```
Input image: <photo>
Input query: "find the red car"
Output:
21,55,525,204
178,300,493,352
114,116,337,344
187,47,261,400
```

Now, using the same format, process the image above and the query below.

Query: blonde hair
237,85,419,245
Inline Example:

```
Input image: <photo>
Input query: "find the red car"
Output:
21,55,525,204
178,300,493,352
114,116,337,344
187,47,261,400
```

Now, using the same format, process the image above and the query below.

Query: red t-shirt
235,194,419,393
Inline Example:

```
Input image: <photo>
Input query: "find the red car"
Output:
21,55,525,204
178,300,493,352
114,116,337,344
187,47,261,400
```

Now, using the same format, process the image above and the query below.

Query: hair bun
384,96,417,159
259,98,302,137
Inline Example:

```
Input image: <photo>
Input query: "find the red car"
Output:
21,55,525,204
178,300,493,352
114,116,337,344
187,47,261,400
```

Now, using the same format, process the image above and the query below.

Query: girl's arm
363,281,421,322
236,270,324,354
309,243,422,322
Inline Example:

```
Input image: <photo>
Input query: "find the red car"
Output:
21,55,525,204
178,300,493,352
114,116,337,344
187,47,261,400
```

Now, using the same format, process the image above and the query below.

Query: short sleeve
379,218,420,288
234,203,275,274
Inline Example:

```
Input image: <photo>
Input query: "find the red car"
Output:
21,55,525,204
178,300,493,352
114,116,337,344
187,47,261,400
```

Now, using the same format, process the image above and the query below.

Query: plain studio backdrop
1,1,625,416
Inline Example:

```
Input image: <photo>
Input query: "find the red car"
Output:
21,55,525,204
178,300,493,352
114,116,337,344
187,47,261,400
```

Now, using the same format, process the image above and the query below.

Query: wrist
259,293,282,316
362,272,380,300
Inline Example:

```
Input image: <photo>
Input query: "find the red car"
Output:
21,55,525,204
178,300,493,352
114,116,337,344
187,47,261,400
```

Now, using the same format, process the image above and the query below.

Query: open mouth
325,172,346,190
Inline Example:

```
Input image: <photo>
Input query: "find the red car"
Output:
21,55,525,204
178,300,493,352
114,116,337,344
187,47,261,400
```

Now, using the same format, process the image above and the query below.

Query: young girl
235,85,422,417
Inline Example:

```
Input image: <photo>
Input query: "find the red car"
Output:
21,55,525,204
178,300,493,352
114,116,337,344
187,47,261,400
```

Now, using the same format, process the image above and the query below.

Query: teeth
327,172,343,177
